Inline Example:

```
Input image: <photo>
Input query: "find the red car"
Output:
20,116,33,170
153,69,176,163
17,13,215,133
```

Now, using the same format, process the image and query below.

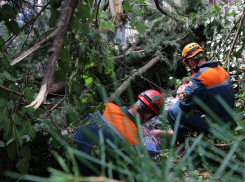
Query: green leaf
131,4,142,16
7,142,18,159
100,11,108,20
24,88,35,103
81,23,90,33
2,4,16,20
130,16,137,28
97,60,102,73
80,3,90,18
74,97,83,113
71,80,82,97
20,146,31,160
5,20,20,35
214,5,220,12
91,148,96,156
0,108,9,123
68,16,79,31
0,78,3,85
235,126,243,131
0,35,4,47
142,6,147,13
16,158,30,174
2,56,14,69
192,18,196,24
0,141,5,147
100,21,114,32
23,135,31,143
0,98,8,107
50,0,62,9
78,43,86,57
58,60,70,72
60,48,70,62
76,1,84,19
6,138,14,146
27,126,36,139
190,12,196,16
15,128,23,146
95,149,101,156
49,9,60,28
186,110,195,118
230,10,235,16
83,75,93,85
53,70,66,83
123,1,131,12
3,71,16,81
66,113,80,125
98,104,106,115
13,114,23,126
136,20,146,34
33,108,45,118
22,106,35,113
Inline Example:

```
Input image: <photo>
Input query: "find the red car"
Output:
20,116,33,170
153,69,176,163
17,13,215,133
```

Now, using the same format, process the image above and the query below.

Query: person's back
168,42,235,146
68,90,163,179
181,61,234,122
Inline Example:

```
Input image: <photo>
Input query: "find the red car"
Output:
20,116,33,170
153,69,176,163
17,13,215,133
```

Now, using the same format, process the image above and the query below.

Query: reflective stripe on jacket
177,61,235,122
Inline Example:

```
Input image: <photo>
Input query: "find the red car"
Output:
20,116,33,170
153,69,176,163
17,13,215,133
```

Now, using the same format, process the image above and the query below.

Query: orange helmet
182,43,204,63
138,90,162,116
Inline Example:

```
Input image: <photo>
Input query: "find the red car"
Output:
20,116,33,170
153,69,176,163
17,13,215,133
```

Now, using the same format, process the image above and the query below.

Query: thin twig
222,7,245,72
153,0,178,22
144,77,166,91
232,78,245,82
210,14,242,62
95,0,102,27
42,105,63,131
0,85,23,96
212,136,245,147
14,96,22,113
41,98,65,117
0,2,50,50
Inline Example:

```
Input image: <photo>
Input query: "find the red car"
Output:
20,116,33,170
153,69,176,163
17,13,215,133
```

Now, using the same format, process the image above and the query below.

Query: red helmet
138,90,162,116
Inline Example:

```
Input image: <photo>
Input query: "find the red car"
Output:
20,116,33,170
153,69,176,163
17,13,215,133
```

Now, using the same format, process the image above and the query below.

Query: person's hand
150,130,165,137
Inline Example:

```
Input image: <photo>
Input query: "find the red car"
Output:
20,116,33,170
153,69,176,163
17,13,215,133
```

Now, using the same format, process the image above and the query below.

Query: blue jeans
167,104,210,144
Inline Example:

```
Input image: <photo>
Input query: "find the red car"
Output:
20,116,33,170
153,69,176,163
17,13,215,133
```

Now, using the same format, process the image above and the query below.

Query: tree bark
0,85,23,96
108,56,161,102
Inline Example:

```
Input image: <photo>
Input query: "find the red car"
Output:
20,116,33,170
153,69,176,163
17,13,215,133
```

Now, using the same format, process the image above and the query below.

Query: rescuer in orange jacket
72,90,163,179
167,43,235,146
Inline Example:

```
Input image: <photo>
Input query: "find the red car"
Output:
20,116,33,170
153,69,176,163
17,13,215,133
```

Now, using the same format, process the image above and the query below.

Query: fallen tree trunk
108,56,161,102
11,0,79,109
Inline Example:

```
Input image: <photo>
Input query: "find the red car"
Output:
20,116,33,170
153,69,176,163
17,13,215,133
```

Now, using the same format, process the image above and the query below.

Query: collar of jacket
121,106,136,125
200,60,218,68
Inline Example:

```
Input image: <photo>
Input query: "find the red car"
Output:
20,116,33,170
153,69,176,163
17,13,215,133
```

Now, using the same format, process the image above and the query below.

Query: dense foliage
0,0,245,181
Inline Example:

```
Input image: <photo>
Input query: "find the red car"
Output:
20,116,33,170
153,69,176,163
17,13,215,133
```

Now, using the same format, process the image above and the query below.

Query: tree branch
223,7,245,73
210,15,242,62
13,0,79,110
153,0,178,22
211,136,245,147
0,85,23,96
0,2,50,50
108,56,161,102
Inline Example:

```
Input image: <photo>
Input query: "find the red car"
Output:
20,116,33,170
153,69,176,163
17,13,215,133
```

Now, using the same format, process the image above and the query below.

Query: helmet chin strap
187,58,201,72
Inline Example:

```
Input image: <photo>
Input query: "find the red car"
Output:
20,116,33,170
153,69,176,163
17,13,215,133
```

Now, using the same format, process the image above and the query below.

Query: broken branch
18,0,79,110
108,56,161,102
153,0,178,22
